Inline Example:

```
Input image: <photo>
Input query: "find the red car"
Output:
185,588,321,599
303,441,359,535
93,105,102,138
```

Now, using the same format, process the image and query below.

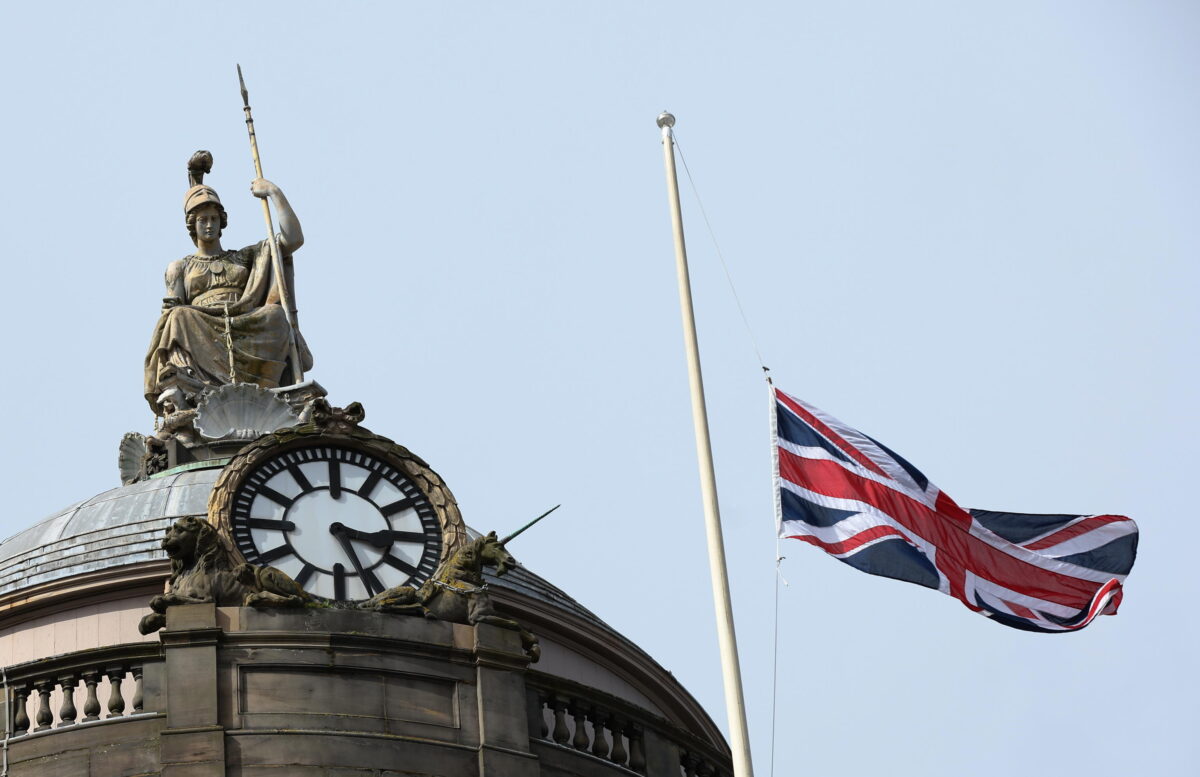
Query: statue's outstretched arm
251,178,304,253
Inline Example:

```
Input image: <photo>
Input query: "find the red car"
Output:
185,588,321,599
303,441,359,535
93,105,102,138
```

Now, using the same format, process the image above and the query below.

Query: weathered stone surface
91,740,160,777
225,732,478,775
5,608,731,777
160,728,224,763
7,748,90,777
140,518,309,636
364,533,540,662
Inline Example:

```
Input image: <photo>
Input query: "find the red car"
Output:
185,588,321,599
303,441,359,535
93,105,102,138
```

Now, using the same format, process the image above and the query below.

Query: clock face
229,445,442,601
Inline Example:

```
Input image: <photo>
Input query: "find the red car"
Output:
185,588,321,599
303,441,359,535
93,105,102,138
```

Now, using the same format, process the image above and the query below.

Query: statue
138,516,310,634
143,151,313,416
362,531,541,662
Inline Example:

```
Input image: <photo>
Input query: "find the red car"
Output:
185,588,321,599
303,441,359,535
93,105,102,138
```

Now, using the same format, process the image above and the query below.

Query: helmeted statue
143,151,313,416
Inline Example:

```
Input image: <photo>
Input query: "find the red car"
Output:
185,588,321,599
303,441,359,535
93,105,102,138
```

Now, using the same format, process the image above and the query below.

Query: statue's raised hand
250,178,278,199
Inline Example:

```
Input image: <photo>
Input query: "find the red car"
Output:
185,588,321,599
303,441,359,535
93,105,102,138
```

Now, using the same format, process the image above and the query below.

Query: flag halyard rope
672,133,770,378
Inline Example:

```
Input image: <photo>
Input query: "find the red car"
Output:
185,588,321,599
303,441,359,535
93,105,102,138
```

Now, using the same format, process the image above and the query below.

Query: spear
237,64,303,382
498,504,561,547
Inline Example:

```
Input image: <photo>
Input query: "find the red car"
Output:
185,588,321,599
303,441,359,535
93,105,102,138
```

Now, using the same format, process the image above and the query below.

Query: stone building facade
0,466,732,776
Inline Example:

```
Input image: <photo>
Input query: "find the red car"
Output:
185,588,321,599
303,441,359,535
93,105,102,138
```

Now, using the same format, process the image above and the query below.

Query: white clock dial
230,445,441,601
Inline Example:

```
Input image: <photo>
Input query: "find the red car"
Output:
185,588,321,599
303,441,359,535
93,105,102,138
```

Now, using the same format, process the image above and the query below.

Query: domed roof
0,464,605,629
0,468,218,593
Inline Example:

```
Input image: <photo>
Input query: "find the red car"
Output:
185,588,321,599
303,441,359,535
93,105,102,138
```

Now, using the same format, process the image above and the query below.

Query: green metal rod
499,504,561,547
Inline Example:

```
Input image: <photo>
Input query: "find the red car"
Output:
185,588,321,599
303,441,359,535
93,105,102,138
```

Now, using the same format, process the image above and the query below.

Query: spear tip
236,64,249,107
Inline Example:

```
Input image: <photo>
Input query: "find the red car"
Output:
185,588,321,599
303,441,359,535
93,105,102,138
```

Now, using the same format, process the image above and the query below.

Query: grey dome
0,466,602,626
0,469,218,593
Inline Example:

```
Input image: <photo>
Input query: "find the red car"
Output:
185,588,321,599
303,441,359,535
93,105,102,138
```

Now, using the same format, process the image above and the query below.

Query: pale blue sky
1,3,1195,775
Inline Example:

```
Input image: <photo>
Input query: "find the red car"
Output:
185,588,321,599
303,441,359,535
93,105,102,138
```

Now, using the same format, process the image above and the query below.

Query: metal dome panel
0,468,221,593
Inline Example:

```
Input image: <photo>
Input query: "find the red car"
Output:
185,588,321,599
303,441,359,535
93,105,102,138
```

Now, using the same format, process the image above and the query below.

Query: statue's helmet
183,149,226,217
184,183,224,216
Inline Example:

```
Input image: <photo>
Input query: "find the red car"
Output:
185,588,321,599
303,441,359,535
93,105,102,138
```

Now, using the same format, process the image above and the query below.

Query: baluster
550,696,571,746
57,674,79,727
538,692,549,739
131,666,144,713
12,685,31,735
526,690,549,741
33,680,54,731
609,716,628,766
589,707,611,758
681,752,700,777
81,672,101,722
569,698,590,751
628,724,647,773
106,668,126,718
697,760,716,777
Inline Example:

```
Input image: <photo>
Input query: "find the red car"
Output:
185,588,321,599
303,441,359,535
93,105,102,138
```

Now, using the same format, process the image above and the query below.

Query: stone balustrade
5,642,162,738
525,673,731,777
2,611,728,776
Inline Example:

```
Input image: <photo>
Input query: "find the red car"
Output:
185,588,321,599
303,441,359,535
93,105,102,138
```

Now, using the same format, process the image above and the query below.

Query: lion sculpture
362,531,540,661
138,516,309,634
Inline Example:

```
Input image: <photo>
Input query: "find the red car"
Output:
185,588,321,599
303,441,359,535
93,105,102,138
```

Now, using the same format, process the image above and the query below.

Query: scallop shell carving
195,384,300,442
118,432,148,485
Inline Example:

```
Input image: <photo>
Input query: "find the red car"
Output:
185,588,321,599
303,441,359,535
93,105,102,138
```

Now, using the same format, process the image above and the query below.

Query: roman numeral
256,485,294,508
358,470,383,500
243,519,296,532
294,563,316,587
381,553,420,577
257,545,293,564
287,464,313,493
381,497,416,517
333,563,346,600
329,460,342,499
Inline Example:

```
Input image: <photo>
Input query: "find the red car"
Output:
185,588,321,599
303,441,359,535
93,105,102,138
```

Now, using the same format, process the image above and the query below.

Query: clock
209,407,467,603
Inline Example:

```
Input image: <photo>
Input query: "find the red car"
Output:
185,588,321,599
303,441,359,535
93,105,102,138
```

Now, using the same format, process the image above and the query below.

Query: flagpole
657,111,755,777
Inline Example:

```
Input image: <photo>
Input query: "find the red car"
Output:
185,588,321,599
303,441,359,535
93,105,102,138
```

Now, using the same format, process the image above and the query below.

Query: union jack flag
773,388,1138,632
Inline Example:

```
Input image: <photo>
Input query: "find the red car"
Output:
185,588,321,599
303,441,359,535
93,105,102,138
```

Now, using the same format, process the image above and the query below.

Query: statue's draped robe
144,240,313,413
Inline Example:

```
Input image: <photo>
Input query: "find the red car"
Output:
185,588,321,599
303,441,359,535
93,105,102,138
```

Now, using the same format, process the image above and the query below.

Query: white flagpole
657,111,755,777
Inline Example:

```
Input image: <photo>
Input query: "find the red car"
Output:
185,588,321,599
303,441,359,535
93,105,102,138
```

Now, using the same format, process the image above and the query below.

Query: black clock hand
334,525,426,549
329,524,385,596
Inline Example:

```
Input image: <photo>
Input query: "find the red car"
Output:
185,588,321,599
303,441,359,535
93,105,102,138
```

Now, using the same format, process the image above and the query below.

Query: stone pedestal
160,604,225,777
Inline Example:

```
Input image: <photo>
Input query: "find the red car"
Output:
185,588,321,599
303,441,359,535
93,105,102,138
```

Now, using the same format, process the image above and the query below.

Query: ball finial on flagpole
656,111,676,129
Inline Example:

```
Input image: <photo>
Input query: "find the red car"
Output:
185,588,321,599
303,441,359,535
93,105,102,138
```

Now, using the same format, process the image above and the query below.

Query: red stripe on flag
1022,514,1130,551
1061,579,1121,631
776,390,889,478
783,524,909,555
779,447,970,527
779,449,1104,609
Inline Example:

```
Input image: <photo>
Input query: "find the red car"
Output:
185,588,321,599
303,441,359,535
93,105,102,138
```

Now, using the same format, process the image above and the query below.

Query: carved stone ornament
207,401,468,603
118,432,169,485
363,530,540,662
194,382,300,441
138,516,309,634
118,433,151,485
